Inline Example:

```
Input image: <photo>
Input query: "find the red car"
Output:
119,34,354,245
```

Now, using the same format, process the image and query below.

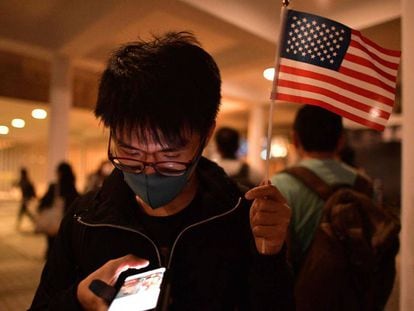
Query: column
47,55,72,182
247,105,266,177
401,0,414,309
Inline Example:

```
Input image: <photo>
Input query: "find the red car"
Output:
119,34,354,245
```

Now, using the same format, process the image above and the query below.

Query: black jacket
29,157,294,310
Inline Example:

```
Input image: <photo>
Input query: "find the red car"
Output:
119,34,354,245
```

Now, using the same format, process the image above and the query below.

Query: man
30,32,293,310
214,126,261,189
271,105,359,273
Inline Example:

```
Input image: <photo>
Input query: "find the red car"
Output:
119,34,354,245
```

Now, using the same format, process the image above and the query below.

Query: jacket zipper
76,197,243,269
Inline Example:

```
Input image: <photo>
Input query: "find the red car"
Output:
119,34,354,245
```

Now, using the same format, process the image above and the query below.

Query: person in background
271,105,358,272
15,167,36,230
37,161,79,259
30,31,293,310
83,160,113,193
214,126,261,189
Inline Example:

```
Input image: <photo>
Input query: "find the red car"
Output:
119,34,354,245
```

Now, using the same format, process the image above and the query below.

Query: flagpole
264,0,290,181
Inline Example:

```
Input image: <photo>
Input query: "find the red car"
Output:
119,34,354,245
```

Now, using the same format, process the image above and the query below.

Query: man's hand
246,181,291,255
77,254,149,311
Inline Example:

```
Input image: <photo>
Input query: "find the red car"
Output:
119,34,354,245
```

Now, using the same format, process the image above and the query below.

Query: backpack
284,166,400,311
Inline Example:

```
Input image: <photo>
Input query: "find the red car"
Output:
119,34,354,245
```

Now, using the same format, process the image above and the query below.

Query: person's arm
30,196,149,311
245,182,295,310
29,203,83,310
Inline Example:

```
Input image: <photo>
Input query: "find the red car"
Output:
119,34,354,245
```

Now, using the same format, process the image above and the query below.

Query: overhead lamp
263,67,275,81
0,125,9,135
32,108,47,119
11,118,25,128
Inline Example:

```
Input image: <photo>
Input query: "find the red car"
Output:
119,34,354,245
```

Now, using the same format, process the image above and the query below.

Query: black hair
95,31,221,146
214,127,240,159
293,105,343,152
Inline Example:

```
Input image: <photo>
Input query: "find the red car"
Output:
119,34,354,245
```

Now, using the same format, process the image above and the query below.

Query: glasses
108,132,202,177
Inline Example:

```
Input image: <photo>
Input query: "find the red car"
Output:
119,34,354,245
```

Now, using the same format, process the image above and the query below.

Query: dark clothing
37,182,79,258
37,183,78,214
29,157,294,310
16,178,36,227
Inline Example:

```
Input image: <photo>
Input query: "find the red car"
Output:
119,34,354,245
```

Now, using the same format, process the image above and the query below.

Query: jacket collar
80,157,244,227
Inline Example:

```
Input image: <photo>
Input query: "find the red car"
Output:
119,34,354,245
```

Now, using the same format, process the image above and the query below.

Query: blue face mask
122,155,201,209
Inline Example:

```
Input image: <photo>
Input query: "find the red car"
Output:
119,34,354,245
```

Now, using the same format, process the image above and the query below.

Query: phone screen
108,267,166,311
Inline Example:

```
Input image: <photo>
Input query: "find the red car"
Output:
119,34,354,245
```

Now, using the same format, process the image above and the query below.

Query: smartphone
108,267,166,311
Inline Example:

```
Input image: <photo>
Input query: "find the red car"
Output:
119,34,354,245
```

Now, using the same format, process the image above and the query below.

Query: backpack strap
284,166,374,200
353,174,374,197
283,166,333,201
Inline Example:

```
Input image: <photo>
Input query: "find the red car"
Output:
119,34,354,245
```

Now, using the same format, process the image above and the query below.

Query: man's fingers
103,254,149,284
245,183,287,203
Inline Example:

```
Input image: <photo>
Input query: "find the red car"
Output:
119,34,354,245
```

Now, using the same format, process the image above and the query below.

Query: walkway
0,200,45,310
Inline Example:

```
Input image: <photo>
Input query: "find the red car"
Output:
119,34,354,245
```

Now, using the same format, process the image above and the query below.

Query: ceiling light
0,125,9,135
11,118,25,128
263,67,275,81
32,108,47,119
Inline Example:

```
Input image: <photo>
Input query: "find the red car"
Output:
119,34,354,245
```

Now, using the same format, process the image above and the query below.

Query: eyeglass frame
107,131,205,177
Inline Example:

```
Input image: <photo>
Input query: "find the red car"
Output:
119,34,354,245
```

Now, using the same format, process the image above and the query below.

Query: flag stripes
272,10,401,131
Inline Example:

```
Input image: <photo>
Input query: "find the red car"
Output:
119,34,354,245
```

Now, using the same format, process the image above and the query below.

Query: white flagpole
260,0,290,255
264,0,290,181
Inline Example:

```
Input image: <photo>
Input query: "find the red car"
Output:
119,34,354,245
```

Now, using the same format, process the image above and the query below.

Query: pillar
47,55,72,182
247,105,266,178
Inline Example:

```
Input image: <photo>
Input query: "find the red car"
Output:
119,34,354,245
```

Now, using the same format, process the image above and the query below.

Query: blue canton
281,10,351,71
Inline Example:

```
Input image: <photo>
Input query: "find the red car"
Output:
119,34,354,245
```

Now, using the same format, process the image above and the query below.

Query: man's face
110,130,203,175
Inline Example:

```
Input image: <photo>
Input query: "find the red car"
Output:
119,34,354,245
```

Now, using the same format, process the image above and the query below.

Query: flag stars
284,12,350,68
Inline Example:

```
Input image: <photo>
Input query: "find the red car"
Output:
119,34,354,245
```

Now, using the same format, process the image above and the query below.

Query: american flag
271,9,401,131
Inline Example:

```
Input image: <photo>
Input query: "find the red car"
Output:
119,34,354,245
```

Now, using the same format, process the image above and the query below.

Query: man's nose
143,164,157,175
